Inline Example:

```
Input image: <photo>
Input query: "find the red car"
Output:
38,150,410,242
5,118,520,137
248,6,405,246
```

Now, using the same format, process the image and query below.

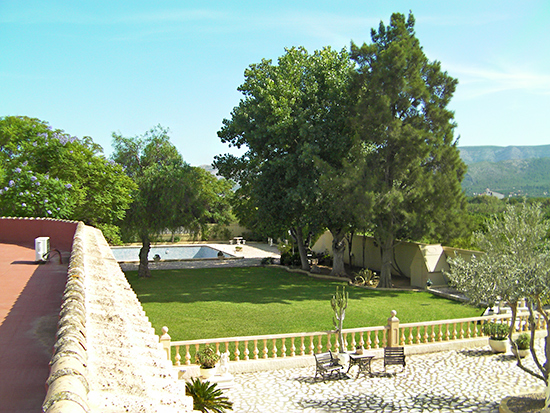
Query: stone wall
43,222,194,412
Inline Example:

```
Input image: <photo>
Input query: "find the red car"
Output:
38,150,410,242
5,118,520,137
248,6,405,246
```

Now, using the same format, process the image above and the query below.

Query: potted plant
512,333,530,358
482,322,509,353
196,346,220,378
355,345,364,355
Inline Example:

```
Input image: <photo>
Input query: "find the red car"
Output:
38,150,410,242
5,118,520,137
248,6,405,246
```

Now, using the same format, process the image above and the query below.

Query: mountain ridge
458,145,550,165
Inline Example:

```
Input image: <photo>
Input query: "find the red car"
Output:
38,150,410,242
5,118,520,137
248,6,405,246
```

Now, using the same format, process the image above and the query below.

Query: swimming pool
110,245,235,262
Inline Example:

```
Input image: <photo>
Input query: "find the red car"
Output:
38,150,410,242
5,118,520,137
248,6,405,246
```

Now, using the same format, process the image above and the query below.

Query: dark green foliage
280,251,301,266
351,13,468,287
515,333,530,350
0,116,136,229
215,46,356,272
185,377,233,413
112,127,208,277
482,322,509,341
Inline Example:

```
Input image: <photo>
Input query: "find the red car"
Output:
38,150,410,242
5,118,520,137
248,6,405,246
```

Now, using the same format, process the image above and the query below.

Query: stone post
386,310,400,347
159,326,172,362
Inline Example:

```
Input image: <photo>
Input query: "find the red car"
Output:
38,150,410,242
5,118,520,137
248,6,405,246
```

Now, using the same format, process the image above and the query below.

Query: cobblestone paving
225,344,545,412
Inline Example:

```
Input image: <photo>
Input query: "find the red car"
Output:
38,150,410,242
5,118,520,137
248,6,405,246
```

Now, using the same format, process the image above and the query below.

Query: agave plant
185,377,233,413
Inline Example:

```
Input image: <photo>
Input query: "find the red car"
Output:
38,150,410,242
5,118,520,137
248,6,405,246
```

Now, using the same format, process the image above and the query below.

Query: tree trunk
138,236,151,278
290,227,310,272
378,234,394,288
330,228,347,277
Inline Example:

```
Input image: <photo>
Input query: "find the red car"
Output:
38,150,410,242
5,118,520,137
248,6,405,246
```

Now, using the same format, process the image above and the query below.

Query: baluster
400,328,406,346
459,322,465,339
422,325,429,343
359,332,365,348
351,332,357,350
327,334,332,352
317,335,323,353
437,324,443,341
445,324,450,341
185,345,191,365
366,331,372,349
175,345,181,366
466,322,471,338
374,331,380,348
195,344,200,363
429,325,435,342
471,322,477,338
290,337,296,357
234,341,240,361
253,340,259,359
300,336,306,356
281,338,287,357
272,338,278,358
309,336,314,355
408,327,413,345
215,342,220,355
334,334,340,353
452,323,457,340
262,339,268,359
244,340,250,360
416,326,422,344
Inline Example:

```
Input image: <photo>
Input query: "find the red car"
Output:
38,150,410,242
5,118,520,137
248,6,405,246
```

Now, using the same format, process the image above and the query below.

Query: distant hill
462,158,550,197
459,145,550,165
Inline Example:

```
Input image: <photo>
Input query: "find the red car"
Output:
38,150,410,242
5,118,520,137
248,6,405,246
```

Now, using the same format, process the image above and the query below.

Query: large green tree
215,46,356,273
446,202,550,392
351,13,468,287
112,126,224,277
0,116,135,242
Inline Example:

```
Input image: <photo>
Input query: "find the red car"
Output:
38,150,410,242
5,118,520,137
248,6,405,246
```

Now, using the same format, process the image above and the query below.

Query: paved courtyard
224,343,546,412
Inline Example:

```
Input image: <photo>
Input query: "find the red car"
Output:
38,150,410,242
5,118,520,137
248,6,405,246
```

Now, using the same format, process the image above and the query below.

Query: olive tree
446,202,550,392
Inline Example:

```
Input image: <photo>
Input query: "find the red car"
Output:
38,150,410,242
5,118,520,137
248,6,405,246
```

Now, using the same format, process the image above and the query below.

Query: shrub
482,322,509,340
261,257,275,265
515,333,530,350
195,346,220,369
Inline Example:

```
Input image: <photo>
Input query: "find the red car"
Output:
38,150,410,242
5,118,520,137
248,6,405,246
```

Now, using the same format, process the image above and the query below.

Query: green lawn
125,266,481,341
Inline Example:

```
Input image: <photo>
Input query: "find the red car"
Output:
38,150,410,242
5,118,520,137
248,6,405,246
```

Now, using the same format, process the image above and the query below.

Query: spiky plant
185,377,233,413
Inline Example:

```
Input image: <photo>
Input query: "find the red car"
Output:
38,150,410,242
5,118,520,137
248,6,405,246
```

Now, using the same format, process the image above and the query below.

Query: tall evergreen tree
351,12,468,288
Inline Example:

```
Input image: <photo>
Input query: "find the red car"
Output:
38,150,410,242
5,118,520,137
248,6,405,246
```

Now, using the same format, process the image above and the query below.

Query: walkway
224,343,545,412
0,243,69,413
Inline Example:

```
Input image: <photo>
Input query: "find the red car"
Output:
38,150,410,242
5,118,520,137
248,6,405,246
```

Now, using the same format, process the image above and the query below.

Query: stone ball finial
391,310,397,317
162,326,169,334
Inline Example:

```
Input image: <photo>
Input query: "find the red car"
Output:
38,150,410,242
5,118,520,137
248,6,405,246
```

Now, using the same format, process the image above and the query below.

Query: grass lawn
125,266,481,341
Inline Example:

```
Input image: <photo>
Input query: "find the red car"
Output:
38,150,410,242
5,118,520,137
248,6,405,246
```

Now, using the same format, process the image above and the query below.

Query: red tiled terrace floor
0,243,68,413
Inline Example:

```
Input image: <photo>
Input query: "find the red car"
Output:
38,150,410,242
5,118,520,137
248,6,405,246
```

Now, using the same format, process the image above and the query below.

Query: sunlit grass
125,266,481,341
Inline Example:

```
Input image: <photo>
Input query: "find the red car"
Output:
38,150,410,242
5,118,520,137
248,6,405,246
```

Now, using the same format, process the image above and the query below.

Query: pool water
110,245,234,262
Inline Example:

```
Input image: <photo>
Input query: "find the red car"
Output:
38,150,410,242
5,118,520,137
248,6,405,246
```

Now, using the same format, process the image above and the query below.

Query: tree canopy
0,116,135,242
446,202,550,384
112,126,231,277
215,46,356,272
351,12,468,287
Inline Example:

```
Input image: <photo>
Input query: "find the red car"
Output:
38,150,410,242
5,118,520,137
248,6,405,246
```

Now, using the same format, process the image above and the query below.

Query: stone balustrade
163,310,543,369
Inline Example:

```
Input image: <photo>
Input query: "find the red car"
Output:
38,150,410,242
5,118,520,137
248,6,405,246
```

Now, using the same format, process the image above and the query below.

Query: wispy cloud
448,63,550,99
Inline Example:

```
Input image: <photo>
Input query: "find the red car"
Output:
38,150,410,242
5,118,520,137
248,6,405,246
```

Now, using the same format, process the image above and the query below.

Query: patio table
347,353,375,379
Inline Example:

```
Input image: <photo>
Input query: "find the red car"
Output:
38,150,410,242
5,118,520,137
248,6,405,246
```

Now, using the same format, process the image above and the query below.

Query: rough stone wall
44,223,194,412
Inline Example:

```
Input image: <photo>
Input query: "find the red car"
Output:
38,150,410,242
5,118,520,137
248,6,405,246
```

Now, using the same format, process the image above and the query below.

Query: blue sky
1,1,549,166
